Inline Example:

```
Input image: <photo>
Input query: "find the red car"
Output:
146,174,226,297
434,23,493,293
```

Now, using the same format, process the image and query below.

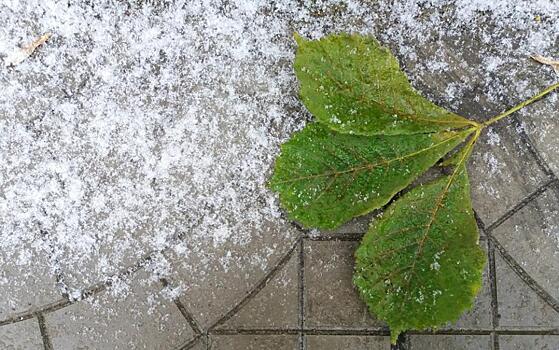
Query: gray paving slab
0,244,59,320
468,123,549,226
306,335,390,349
520,96,559,177
492,188,559,301
408,335,492,350
0,318,43,350
165,227,298,329
495,252,559,328
304,240,384,329
45,270,195,349
217,248,299,329
209,335,298,350
499,335,559,350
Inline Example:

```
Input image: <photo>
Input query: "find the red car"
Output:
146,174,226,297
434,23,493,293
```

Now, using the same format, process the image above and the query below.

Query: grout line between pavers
0,298,72,327
491,332,500,350
160,278,203,335
302,231,365,241
487,239,500,350
477,120,559,347
298,237,305,350
173,298,203,335
35,313,53,350
175,334,204,350
475,211,500,350
209,327,559,336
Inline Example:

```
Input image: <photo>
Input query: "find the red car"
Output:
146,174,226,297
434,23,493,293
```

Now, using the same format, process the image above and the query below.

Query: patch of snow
486,128,501,146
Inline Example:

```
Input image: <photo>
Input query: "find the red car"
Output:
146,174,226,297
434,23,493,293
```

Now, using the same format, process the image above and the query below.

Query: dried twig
531,54,559,74
4,33,52,67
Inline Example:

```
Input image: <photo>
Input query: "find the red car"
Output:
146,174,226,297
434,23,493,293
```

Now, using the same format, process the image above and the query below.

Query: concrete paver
306,335,390,350
209,335,298,349
0,318,43,350
217,250,299,330
304,240,384,329
499,335,559,350
408,335,493,350
492,188,559,301
495,253,559,328
45,271,195,349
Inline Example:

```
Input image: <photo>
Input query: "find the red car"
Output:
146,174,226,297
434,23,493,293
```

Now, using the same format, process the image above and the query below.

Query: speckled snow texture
0,0,557,309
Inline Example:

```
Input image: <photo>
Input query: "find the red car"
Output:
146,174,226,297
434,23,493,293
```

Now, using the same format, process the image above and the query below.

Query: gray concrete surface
1,0,559,349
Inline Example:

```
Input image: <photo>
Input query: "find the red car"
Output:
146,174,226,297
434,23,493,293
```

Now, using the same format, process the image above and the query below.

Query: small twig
531,54,559,74
4,33,52,67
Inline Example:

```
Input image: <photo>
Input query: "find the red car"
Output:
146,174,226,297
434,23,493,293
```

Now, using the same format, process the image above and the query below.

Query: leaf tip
390,328,402,345
293,32,306,46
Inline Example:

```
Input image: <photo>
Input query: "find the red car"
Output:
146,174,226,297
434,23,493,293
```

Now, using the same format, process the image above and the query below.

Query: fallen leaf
293,33,476,136
269,123,473,229
531,54,559,74
4,33,52,67
354,164,485,343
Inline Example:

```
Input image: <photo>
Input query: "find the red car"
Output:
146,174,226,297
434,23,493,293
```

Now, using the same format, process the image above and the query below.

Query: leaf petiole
481,81,559,128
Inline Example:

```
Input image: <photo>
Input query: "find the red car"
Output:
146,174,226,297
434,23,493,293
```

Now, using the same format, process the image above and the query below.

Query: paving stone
492,188,559,301
304,240,384,329
56,228,151,293
499,335,559,350
0,319,43,350
521,95,559,177
166,224,298,329
45,270,195,349
0,244,59,320
306,335,390,349
209,335,298,349
443,240,492,329
495,252,559,328
408,335,492,350
468,123,548,226
218,250,299,329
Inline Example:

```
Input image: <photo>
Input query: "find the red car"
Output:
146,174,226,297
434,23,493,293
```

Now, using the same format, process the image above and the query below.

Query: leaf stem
482,81,559,128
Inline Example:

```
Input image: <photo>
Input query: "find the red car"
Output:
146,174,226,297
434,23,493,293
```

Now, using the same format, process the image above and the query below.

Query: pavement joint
36,312,53,350
298,238,306,350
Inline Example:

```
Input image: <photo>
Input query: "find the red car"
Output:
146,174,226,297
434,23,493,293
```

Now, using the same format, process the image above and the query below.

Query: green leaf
294,33,476,135
353,165,486,343
269,122,474,229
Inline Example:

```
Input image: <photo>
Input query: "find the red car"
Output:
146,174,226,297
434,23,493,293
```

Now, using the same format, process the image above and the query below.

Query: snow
0,0,558,308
